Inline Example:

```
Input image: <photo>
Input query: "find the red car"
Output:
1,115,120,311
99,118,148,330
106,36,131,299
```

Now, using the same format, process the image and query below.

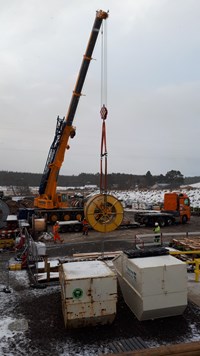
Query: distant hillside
0,170,199,190
0,171,101,188
184,176,200,185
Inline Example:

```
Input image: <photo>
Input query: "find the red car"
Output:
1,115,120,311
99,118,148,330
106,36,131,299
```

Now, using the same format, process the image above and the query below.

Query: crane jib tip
96,10,109,20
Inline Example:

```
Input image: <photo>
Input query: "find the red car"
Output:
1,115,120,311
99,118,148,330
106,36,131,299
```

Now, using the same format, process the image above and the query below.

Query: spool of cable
84,193,124,232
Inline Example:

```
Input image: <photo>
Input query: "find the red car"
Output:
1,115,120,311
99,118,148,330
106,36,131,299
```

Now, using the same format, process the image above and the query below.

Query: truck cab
163,192,190,224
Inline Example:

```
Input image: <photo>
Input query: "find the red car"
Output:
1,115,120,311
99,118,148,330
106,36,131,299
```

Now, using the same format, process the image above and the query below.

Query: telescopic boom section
66,10,108,127
34,10,108,209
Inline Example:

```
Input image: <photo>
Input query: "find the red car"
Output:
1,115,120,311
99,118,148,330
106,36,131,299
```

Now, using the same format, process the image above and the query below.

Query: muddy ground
46,213,200,257
1,215,200,355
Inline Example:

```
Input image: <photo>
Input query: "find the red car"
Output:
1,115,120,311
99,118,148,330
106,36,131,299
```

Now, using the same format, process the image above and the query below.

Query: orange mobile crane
34,10,108,224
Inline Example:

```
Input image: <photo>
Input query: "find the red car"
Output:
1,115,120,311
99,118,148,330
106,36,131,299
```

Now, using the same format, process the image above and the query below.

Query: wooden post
47,262,50,282
44,256,48,272
194,259,200,282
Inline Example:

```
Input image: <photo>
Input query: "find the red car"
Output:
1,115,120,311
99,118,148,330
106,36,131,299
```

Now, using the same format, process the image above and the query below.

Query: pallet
172,237,200,251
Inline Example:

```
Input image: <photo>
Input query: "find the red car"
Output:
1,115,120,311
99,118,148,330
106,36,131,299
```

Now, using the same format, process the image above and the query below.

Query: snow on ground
0,271,29,356
84,187,200,209
113,189,200,209
0,317,19,338
1,267,200,355
0,269,108,356
1,184,200,208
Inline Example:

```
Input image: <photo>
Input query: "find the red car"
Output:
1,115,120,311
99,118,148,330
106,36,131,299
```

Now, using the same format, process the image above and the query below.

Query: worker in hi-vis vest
153,222,160,242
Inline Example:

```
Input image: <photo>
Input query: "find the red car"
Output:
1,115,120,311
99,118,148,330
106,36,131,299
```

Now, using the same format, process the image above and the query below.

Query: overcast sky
1,0,200,177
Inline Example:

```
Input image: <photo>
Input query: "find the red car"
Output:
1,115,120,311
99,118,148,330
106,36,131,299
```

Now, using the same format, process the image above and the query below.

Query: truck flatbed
134,211,176,227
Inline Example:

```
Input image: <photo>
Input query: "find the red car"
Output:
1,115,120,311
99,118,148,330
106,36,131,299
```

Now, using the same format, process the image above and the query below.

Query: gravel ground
1,215,200,355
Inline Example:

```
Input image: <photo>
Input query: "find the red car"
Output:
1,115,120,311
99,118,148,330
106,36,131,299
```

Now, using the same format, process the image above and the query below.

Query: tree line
0,170,199,191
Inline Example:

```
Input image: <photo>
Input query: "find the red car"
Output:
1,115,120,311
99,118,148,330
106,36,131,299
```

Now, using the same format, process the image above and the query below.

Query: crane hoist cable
101,18,107,108
100,105,108,193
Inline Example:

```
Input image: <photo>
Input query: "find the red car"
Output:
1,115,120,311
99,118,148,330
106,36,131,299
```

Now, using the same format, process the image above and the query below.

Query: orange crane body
34,10,108,216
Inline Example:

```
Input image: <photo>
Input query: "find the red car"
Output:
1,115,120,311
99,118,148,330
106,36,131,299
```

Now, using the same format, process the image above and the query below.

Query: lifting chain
100,104,108,193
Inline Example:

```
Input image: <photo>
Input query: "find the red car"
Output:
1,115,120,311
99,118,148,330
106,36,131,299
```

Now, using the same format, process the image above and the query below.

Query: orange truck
134,192,191,227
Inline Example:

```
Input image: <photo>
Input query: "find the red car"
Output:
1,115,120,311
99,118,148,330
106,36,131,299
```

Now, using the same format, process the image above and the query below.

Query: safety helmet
155,222,158,226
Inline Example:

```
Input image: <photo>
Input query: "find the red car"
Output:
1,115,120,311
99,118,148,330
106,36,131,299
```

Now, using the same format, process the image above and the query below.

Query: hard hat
155,222,158,226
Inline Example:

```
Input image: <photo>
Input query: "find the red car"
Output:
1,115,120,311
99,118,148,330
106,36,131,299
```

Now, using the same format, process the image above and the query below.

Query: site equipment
134,192,191,227
0,199,10,229
34,10,109,224
0,215,19,249
33,11,123,232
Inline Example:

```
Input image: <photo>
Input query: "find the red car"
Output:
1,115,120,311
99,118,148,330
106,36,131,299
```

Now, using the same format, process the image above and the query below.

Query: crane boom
34,10,108,210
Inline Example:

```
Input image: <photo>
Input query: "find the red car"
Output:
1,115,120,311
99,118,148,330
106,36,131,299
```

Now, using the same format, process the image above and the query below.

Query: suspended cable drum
84,194,124,233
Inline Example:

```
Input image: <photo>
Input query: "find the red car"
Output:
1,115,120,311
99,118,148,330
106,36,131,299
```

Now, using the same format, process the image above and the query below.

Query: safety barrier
135,231,200,248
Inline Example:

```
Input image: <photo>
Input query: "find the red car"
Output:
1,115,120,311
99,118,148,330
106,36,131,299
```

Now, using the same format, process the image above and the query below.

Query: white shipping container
59,260,117,328
113,252,187,321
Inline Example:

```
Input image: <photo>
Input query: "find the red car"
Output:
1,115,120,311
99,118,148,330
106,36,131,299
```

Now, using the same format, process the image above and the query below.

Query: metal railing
0,250,12,293
135,231,200,249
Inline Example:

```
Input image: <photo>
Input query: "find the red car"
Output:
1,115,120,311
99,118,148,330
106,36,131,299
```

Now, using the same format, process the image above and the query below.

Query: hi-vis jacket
153,225,160,234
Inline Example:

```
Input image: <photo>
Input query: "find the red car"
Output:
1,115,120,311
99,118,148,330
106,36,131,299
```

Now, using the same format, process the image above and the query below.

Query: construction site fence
135,231,200,244
20,227,42,286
